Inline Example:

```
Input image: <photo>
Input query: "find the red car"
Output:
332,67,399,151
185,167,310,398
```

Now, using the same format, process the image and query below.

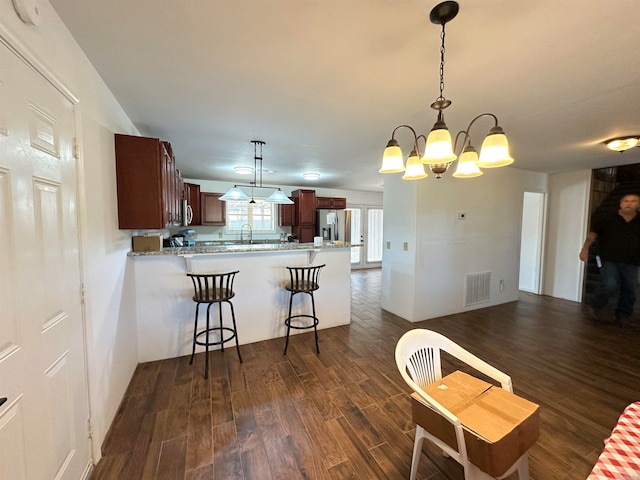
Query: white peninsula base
129,247,351,362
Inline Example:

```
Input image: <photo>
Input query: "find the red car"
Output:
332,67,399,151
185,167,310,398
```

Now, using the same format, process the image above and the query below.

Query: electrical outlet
386,241,391,249
218,232,223,238
403,242,408,251
457,212,466,220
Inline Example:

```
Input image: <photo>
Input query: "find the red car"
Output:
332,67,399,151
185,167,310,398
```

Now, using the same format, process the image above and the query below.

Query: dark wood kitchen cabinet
278,200,295,226
114,134,183,229
184,183,201,226
200,192,226,225
316,196,347,209
291,189,316,242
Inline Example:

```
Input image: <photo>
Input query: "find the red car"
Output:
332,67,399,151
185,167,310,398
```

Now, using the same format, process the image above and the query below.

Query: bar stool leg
190,303,200,365
228,301,243,363
205,303,213,380
310,291,319,354
218,302,224,353
283,291,295,355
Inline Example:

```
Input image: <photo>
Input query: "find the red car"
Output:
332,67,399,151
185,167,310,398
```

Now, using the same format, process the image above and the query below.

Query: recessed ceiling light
234,166,253,175
303,172,320,180
605,136,640,152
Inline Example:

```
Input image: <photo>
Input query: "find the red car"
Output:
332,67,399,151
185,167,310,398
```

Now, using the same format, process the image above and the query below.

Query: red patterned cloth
588,402,640,479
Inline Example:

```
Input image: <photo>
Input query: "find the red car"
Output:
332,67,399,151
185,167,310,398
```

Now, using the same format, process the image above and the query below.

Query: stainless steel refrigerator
317,209,352,243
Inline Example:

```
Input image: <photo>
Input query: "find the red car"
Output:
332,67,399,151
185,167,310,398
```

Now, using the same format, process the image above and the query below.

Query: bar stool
283,264,325,355
187,271,242,379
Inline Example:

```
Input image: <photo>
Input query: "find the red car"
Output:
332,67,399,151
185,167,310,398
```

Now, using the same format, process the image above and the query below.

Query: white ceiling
49,0,640,192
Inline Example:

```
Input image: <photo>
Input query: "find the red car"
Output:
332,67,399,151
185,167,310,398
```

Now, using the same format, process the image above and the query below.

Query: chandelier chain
438,24,446,101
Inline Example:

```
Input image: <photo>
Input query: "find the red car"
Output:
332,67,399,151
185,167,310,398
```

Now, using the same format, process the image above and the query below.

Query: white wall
1,0,140,461
381,167,547,322
542,170,591,301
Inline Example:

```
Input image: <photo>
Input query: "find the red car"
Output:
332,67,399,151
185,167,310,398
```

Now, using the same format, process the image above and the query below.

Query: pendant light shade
266,189,293,204
402,150,428,180
220,140,293,204
452,145,483,178
380,139,405,173
422,121,457,165
219,186,250,202
477,126,514,168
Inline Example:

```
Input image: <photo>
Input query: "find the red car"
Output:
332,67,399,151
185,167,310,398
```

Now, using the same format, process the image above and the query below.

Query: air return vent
464,272,491,306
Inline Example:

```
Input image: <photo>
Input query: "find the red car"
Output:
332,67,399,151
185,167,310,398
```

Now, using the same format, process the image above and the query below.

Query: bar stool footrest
284,314,319,330
194,327,238,347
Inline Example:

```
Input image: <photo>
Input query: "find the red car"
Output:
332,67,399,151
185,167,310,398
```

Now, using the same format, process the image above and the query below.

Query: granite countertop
128,241,357,256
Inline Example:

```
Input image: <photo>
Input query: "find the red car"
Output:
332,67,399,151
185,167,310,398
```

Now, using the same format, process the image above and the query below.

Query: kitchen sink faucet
240,224,253,244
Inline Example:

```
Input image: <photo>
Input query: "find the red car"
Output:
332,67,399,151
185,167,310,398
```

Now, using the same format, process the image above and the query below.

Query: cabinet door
185,183,201,226
316,197,332,209
293,189,316,225
332,197,347,209
294,225,316,243
201,192,226,225
278,201,295,226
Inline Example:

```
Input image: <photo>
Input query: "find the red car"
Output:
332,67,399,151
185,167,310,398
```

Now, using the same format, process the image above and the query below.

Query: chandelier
220,140,293,204
380,1,514,181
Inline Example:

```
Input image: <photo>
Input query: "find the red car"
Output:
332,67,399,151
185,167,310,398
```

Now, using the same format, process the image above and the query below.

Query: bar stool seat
283,264,325,355
187,271,242,378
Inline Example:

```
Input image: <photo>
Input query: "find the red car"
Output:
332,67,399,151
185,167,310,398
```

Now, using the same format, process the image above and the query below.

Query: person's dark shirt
591,213,640,265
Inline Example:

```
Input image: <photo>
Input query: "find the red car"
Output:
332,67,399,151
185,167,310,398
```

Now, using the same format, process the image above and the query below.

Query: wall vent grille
464,272,491,306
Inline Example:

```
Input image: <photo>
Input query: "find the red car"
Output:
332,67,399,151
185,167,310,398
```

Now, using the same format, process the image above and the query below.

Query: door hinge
87,418,94,439
73,138,80,160
80,283,86,305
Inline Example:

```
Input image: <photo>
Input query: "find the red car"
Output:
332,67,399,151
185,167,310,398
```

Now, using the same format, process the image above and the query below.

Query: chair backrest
187,271,238,302
286,264,325,292
395,329,512,393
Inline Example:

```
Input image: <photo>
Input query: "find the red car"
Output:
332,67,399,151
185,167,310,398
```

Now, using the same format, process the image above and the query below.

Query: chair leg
205,303,213,380
218,301,224,353
516,454,529,480
190,303,200,365
310,291,319,354
410,425,426,480
283,292,294,355
228,300,242,363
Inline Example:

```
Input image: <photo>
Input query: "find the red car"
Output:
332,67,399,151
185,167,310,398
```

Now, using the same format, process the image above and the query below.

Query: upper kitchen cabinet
200,192,226,226
291,189,316,242
316,196,347,209
114,134,184,229
184,183,201,226
278,200,295,227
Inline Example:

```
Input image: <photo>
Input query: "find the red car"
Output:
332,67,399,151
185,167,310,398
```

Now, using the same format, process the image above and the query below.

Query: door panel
348,206,383,269
0,39,91,480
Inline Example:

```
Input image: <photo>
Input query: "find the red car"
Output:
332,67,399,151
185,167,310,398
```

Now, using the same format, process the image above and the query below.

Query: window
225,199,276,233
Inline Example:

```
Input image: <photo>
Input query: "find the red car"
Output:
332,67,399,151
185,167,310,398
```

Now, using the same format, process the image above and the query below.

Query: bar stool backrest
187,271,239,302
286,264,325,293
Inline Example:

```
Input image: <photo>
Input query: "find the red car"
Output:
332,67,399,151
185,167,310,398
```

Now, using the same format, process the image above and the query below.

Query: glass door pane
367,208,383,263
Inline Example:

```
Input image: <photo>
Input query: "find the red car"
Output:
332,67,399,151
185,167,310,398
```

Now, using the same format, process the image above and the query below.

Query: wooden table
588,401,640,479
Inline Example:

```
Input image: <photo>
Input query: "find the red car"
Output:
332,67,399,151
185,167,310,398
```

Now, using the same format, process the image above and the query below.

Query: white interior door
519,192,546,294
0,39,91,479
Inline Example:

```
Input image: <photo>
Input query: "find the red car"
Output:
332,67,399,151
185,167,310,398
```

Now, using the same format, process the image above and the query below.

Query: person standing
579,193,640,325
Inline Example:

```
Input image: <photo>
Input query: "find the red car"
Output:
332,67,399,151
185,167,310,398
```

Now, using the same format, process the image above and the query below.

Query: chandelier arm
453,130,471,156
464,113,499,134
391,124,419,141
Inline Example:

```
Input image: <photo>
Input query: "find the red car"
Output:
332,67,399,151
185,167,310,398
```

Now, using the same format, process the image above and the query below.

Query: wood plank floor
91,269,640,479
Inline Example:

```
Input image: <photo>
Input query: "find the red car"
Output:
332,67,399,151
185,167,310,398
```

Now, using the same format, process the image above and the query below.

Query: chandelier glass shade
220,140,294,204
380,1,514,182
605,136,640,152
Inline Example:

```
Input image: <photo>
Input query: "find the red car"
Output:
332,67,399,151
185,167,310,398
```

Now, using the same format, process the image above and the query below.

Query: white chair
395,329,530,480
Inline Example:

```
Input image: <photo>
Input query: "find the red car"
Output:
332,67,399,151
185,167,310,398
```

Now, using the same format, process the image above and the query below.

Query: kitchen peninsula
128,242,354,362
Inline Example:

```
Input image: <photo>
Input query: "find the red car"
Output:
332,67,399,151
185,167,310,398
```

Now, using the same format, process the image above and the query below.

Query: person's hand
579,249,588,262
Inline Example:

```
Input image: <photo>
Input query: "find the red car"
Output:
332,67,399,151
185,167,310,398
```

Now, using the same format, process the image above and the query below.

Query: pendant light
220,140,294,204
380,1,514,182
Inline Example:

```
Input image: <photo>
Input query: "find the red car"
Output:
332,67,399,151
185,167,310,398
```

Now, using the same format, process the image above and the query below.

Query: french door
347,206,383,269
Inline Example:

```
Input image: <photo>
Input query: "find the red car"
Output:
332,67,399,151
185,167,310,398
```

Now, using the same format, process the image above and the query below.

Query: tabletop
588,401,640,479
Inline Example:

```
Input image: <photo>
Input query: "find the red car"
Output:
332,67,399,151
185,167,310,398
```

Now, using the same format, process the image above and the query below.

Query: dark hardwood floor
91,269,640,479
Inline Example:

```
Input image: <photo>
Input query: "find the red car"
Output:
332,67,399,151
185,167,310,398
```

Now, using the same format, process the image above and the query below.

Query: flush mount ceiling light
605,136,640,152
380,1,514,181
234,166,253,175
303,172,320,180
220,141,293,204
